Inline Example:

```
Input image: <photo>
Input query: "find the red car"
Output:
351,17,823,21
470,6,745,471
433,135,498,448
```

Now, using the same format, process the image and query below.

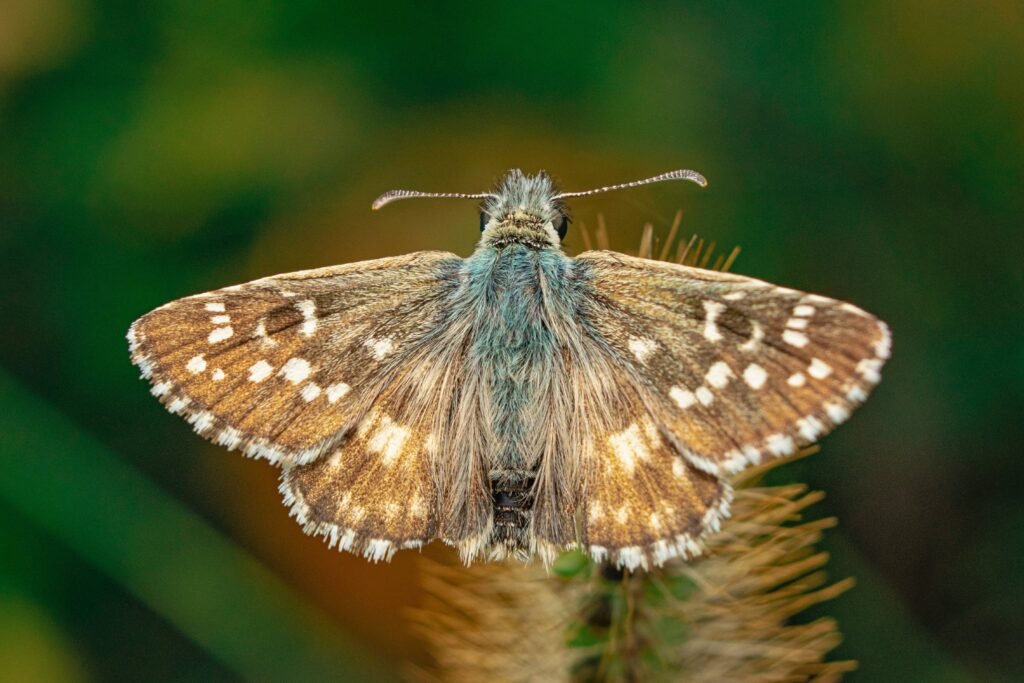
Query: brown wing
574,250,891,476
278,300,495,561
563,344,732,570
278,386,443,561
127,251,463,466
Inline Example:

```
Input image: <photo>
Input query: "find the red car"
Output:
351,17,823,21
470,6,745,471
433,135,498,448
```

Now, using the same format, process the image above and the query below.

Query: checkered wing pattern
127,251,463,467
278,352,477,562
576,251,891,477
558,341,732,570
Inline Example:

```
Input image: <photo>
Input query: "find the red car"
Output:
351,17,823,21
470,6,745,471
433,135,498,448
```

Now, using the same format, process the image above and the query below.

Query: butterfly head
479,169,568,248
371,168,708,249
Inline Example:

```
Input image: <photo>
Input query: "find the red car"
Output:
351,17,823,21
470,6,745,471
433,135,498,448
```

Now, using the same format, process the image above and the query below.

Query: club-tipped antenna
372,189,496,211
554,169,707,200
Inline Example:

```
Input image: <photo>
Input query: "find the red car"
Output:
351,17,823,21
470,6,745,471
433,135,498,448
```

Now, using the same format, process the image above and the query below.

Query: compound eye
479,211,489,232
552,213,570,240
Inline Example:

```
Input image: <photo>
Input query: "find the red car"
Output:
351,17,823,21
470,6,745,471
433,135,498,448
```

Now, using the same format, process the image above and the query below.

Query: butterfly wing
556,342,732,570
574,250,891,477
128,251,464,466
277,299,496,561
279,374,448,561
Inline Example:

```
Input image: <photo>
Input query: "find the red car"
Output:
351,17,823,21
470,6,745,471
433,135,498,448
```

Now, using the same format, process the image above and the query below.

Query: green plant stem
0,370,394,683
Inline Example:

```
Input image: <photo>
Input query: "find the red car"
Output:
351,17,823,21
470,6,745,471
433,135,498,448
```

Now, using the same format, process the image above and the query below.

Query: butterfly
127,169,890,570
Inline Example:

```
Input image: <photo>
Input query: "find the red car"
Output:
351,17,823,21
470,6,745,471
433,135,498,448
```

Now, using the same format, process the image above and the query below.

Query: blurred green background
1,1,1021,681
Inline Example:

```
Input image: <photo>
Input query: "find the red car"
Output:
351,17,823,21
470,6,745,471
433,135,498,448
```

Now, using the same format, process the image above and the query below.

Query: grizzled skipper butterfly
128,169,890,570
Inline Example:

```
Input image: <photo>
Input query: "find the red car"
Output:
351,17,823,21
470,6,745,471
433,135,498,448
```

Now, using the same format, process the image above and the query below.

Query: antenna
554,169,707,200
372,189,496,211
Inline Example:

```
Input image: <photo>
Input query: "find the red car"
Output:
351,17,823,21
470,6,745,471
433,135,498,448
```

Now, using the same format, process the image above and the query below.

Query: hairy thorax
466,242,567,557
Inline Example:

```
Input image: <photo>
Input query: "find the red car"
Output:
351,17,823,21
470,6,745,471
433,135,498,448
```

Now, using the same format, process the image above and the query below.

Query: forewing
128,251,463,465
575,251,891,476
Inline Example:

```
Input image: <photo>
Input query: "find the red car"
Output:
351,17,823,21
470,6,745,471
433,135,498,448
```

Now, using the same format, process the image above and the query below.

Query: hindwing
555,342,732,570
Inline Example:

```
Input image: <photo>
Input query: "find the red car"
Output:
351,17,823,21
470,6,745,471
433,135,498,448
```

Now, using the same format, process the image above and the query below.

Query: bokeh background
1,1,1021,681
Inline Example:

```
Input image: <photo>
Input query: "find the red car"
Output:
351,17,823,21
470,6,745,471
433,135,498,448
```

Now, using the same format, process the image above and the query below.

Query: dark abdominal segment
490,469,537,552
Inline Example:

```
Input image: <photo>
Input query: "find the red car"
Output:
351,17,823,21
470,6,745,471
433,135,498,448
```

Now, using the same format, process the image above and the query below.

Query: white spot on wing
326,383,351,403
649,512,662,532
857,358,883,383
846,384,868,402
167,396,191,414
672,458,685,477
301,383,322,402
211,368,225,381
136,356,155,380
703,300,725,342
364,337,395,360
628,337,658,365
616,506,629,525
782,329,809,347
208,326,234,343
190,411,215,433
739,321,764,352
796,415,825,441
248,360,273,382
808,358,833,379
825,402,850,423
253,318,278,348
367,416,411,466
670,386,696,409
875,323,892,359
705,361,733,389
217,427,242,449
609,424,652,475
617,547,646,570
793,304,816,317
280,358,311,384
205,302,225,312
365,539,394,562
696,387,714,406
766,433,795,456
721,450,745,471
296,300,317,337
743,363,767,389
409,493,427,519
186,355,207,374
210,314,231,324
723,291,747,301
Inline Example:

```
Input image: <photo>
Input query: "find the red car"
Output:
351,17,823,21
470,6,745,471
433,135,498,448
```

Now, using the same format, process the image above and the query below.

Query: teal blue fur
463,243,572,479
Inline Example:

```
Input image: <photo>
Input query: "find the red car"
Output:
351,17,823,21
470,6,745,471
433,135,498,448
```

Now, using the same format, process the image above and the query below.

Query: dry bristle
596,214,610,250
407,561,581,682
412,453,855,682
658,210,684,261
638,223,655,259
578,219,594,252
